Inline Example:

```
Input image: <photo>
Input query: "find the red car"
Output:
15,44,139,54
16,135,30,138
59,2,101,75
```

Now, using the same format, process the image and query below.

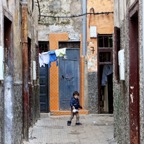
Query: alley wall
0,0,39,143
113,0,144,143
38,0,82,41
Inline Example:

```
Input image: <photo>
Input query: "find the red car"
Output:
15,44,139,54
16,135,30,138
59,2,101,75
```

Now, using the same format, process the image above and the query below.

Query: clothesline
39,48,66,68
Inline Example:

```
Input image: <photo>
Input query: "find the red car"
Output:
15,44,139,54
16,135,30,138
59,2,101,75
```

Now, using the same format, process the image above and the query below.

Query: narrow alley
23,114,116,144
1,0,144,144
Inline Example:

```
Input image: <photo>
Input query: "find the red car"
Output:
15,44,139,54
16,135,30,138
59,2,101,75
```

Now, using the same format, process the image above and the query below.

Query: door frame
97,34,113,113
129,1,140,143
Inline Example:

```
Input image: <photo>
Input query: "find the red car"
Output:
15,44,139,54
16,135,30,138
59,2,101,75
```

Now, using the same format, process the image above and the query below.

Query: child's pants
69,111,79,123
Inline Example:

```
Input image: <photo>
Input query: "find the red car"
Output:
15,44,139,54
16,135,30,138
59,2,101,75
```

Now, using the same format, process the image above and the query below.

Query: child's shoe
67,121,71,126
75,122,82,125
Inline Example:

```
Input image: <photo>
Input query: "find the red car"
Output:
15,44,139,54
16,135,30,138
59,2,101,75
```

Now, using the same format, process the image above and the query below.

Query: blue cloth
48,51,58,68
101,65,113,86
70,97,82,110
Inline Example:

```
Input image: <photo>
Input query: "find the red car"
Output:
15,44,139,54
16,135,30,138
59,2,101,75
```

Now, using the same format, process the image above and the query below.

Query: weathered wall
38,0,82,41
113,0,130,143
0,0,39,143
113,18,130,143
0,84,4,144
13,83,23,143
28,0,40,126
87,0,114,113
0,0,4,143
113,0,144,143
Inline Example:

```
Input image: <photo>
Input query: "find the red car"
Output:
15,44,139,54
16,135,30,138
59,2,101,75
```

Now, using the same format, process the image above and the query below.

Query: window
98,34,113,65
59,41,80,49
39,41,49,53
98,35,113,48
99,52,112,62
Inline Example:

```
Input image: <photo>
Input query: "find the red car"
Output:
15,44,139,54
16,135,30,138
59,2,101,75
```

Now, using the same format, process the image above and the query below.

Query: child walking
67,91,82,126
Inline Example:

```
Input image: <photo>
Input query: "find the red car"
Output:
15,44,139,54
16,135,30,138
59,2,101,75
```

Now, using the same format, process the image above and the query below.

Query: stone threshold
50,110,89,116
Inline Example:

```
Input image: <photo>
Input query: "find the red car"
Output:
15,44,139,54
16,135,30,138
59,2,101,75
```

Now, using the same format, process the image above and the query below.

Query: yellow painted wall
49,33,85,114
87,0,114,72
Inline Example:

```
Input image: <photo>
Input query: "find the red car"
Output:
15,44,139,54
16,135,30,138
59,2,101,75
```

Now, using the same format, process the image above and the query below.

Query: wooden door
59,49,80,110
39,65,49,112
129,9,140,144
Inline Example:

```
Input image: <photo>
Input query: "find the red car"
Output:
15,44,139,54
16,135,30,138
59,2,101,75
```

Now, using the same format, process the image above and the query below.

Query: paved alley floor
23,114,117,144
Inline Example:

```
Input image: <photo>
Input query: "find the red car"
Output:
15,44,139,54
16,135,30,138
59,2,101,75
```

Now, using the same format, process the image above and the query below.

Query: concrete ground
23,114,117,144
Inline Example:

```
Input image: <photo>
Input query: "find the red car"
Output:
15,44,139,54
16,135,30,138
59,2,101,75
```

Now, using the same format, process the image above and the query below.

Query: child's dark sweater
70,97,82,109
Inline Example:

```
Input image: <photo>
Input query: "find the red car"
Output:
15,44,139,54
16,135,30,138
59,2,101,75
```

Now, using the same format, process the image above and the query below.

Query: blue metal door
59,49,80,110
40,65,49,112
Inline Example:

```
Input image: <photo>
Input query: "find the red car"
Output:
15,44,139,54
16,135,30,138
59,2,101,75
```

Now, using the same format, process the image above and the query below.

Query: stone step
50,110,89,116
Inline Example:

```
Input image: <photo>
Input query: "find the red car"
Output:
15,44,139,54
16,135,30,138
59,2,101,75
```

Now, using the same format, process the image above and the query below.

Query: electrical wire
36,0,113,20
39,12,114,19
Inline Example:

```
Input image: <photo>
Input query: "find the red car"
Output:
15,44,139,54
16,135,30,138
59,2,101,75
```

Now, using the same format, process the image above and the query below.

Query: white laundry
39,53,45,67
55,48,66,57
39,52,50,67
41,52,50,64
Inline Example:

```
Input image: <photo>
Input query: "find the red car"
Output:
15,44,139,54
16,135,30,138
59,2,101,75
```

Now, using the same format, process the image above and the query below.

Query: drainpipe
21,0,29,141
142,0,144,137
82,0,88,109
82,0,87,56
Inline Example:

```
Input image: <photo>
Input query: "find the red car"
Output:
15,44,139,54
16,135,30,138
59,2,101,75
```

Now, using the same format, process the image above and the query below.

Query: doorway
129,4,140,143
98,34,113,113
99,65,113,113
39,41,49,113
4,16,12,74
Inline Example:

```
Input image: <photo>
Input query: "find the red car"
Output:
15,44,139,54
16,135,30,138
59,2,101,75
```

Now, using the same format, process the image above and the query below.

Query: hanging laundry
55,48,66,57
39,53,45,67
39,52,50,67
101,65,113,86
41,52,50,64
48,50,58,68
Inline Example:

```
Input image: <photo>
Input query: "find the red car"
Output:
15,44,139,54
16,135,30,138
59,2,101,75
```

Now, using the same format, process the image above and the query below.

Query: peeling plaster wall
38,0,82,41
0,0,39,143
28,0,40,126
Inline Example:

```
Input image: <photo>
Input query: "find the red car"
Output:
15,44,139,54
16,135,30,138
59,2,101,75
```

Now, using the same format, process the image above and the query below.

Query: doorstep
50,109,89,116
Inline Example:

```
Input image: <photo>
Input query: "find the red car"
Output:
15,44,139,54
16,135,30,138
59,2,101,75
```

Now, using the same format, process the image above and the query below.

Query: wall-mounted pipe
82,0,88,109
142,0,144,133
82,0,87,56
21,0,29,141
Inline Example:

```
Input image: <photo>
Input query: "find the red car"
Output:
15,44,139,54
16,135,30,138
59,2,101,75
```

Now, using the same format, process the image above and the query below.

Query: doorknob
62,75,64,79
